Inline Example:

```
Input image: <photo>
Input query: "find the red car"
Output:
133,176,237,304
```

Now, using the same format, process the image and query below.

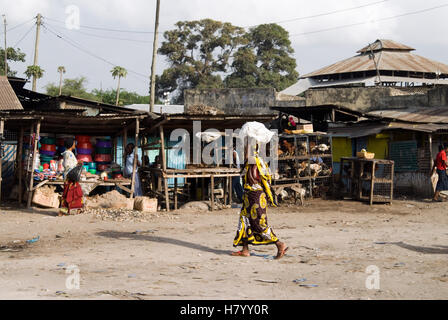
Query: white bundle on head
239,122,275,144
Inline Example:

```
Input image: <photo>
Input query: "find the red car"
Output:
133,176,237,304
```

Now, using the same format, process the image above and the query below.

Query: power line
12,23,35,48
45,21,153,44
245,0,389,28
6,17,35,32
42,23,149,80
290,3,448,37
44,16,158,34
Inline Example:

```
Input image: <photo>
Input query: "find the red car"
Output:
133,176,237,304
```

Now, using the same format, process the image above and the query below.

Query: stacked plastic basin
75,135,93,165
40,136,56,165
95,138,112,176
56,137,66,156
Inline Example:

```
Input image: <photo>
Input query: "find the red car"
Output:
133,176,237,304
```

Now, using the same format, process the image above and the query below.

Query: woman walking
232,145,288,260
59,138,84,216
432,143,448,202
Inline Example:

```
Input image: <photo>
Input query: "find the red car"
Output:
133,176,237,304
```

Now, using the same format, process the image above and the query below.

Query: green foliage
226,24,299,91
0,47,26,76
92,88,150,106
24,65,45,79
45,76,151,106
157,19,246,103
46,77,97,100
111,66,127,79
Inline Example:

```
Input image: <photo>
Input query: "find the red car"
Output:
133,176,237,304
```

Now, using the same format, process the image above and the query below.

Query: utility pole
32,13,42,91
2,15,7,76
149,0,160,113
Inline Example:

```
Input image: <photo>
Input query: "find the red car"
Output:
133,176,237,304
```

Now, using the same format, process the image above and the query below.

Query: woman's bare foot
275,241,289,260
231,250,250,257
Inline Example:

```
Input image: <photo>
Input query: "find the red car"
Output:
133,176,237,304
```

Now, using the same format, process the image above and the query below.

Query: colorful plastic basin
76,142,93,150
77,148,93,155
95,147,112,154
94,154,112,162
40,150,56,156
89,169,97,174
41,137,56,145
75,135,91,143
96,140,112,148
88,162,97,169
41,144,56,152
77,154,92,163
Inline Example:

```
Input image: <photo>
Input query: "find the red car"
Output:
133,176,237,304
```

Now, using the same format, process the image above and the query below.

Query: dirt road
0,199,447,300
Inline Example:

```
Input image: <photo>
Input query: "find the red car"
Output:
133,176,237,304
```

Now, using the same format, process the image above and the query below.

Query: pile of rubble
84,208,154,222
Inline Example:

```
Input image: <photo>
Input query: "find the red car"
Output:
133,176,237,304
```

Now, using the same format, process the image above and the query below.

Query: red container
77,154,93,163
95,154,112,162
43,163,50,170
75,135,91,143
77,142,93,150
97,164,109,171
56,138,65,147
41,144,56,152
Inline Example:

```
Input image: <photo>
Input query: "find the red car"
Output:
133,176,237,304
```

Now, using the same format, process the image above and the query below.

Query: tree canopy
45,76,151,106
157,20,299,102
0,47,26,76
157,19,246,102
225,24,299,91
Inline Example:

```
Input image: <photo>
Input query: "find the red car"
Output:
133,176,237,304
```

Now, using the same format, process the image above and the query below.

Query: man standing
432,143,448,202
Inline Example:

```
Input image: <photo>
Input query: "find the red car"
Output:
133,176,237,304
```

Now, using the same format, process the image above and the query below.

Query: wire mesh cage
308,135,332,156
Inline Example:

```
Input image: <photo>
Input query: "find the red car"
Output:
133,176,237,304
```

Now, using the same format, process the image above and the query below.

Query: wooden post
228,176,233,205
122,128,127,167
390,161,394,204
358,161,364,201
27,120,40,208
369,161,376,206
174,178,178,210
18,127,24,205
210,175,215,211
0,119,3,205
159,125,169,211
223,177,227,206
130,118,139,199
113,136,118,163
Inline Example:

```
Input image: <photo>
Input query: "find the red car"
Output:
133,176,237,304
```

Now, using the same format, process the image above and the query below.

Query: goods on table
357,149,375,159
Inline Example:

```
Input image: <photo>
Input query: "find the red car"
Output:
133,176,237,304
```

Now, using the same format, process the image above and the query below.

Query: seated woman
124,143,143,197
59,138,84,216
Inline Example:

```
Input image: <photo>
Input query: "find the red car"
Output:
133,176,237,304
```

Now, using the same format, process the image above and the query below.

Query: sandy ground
0,198,447,300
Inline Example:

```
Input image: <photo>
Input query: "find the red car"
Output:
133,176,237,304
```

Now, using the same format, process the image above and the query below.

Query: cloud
1,0,448,95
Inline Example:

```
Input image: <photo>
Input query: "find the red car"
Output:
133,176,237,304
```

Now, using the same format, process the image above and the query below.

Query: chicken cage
273,133,334,200
339,157,394,205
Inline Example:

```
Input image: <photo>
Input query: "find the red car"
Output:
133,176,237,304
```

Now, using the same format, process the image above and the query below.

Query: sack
67,165,83,182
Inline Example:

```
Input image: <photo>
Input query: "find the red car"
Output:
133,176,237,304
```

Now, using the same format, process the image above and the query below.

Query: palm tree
24,65,44,91
57,66,66,96
110,66,127,106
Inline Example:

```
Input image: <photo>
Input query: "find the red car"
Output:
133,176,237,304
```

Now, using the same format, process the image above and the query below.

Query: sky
1,0,448,98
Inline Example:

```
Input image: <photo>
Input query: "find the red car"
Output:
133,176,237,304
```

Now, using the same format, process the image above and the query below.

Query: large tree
0,47,26,76
225,23,299,91
157,19,246,103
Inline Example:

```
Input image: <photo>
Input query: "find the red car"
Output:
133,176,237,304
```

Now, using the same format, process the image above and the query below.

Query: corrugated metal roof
125,104,184,114
357,39,415,53
0,76,23,110
368,107,448,124
302,39,448,78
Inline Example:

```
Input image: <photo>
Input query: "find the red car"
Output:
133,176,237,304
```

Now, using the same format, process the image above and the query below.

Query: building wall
184,88,278,115
304,87,431,112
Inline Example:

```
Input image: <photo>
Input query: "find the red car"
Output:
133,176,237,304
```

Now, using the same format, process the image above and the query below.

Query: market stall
141,113,277,211
0,111,147,208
